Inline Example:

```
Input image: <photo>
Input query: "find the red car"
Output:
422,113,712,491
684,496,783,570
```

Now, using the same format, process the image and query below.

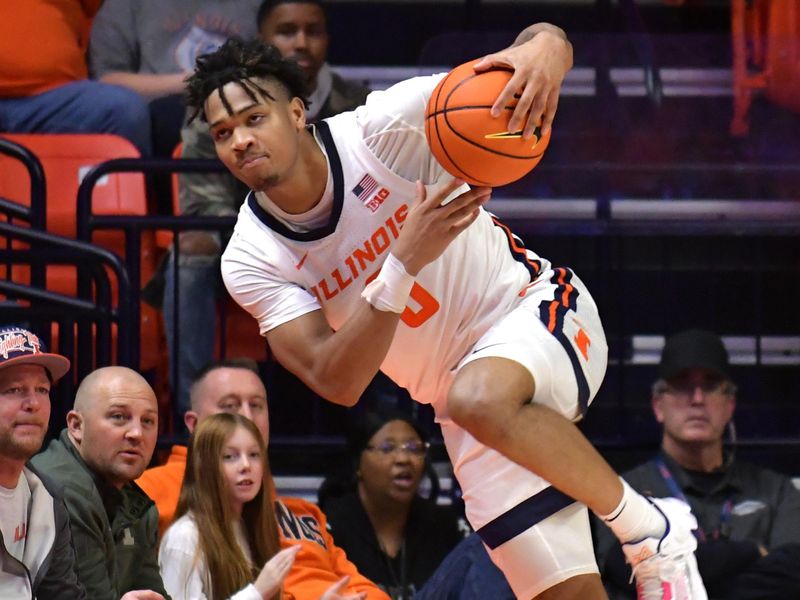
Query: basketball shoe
622,497,708,600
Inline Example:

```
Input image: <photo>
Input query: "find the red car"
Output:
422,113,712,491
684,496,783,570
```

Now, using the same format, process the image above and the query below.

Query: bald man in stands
32,367,167,600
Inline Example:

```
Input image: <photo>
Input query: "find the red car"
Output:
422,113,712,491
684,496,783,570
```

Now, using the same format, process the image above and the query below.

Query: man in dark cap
596,329,800,599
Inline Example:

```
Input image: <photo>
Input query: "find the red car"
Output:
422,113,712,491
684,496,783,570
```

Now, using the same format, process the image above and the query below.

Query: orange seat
0,133,162,370
731,0,800,135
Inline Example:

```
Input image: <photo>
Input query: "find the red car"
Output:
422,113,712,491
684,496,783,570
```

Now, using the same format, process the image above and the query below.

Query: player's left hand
473,27,572,139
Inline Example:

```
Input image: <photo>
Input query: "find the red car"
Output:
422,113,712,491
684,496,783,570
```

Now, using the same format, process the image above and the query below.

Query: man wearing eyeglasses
595,329,800,600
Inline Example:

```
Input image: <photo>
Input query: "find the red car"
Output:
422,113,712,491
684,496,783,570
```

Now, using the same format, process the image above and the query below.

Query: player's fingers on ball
471,52,497,72
505,68,534,129
540,91,559,136
514,85,542,138
524,103,546,140
492,75,522,119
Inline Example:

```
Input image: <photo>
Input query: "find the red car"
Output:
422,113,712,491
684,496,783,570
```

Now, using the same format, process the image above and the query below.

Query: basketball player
185,26,708,600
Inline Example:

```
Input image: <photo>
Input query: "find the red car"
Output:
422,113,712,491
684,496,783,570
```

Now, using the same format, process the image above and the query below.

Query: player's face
653,368,735,446
0,365,51,462
260,3,329,86
206,79,306,192
221,425,264,515
358,420,427,505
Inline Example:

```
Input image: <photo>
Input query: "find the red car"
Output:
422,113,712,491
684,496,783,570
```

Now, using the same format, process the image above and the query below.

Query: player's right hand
473,25,572,138
392,178,491,276
254,545,300,598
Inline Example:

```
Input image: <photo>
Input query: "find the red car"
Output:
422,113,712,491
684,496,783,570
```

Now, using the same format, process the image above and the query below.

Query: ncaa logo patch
352,173,390,213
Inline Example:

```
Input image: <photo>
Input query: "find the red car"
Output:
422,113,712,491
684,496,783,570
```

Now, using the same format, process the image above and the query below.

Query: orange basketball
425,60,551,187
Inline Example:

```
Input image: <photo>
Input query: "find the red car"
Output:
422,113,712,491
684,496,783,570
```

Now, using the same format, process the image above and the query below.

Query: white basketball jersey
222,75,551,407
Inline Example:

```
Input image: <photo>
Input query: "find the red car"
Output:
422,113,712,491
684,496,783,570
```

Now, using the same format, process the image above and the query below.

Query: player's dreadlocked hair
185,37,310,123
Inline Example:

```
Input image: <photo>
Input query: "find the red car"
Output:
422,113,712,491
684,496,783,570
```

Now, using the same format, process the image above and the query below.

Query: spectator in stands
0,326,86,599
137,358,390,599
88,0,262,160
414,532,515,600
158,413,300,600
31,366,168,600
319,411,465,600
595,329,800,599
163,0,370,416
0,0,151,155
138,358,269,536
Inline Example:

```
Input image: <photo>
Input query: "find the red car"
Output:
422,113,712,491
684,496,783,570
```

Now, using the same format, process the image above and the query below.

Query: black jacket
324,492,465,600
595,451,800,599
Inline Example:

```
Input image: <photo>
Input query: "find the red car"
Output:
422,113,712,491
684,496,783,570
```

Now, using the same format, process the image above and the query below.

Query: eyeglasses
660,379,731,397
365,440,430,456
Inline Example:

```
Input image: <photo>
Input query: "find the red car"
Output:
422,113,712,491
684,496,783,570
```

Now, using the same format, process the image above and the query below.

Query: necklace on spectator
379,538,409,600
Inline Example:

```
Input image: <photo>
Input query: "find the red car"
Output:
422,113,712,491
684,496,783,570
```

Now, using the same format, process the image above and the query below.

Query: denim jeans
0,80,152,156
163,250,220,417
415,533,514,600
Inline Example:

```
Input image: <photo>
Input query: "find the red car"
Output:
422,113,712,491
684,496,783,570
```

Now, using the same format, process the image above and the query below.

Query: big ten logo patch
274,500,326,549
365,188,390,213
352,173,390,213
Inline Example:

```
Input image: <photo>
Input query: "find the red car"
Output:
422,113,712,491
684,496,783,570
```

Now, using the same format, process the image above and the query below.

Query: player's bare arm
266,180,490,407
473,23,573,138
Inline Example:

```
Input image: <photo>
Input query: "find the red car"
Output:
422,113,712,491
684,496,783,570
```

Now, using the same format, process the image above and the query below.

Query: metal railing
0,220,131,432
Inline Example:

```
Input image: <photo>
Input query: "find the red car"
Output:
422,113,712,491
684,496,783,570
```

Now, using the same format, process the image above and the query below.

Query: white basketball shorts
440,266,608,598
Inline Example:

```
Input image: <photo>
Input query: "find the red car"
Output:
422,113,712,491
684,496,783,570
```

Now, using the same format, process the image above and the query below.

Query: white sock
597,478,667,543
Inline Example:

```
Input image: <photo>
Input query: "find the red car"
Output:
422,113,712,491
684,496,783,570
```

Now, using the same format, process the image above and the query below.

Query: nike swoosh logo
295,252,309,270
485,126,543,149
485,130,526,139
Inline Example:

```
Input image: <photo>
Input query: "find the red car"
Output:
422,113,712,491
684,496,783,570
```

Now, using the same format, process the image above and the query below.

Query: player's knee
447,378,509,441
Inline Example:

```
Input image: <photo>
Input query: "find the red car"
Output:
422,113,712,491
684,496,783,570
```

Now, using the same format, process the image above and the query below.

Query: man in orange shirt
137,358,388,600
0,0,151,155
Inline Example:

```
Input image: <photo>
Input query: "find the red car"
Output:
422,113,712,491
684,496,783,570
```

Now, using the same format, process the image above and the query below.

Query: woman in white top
159,413,296,600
